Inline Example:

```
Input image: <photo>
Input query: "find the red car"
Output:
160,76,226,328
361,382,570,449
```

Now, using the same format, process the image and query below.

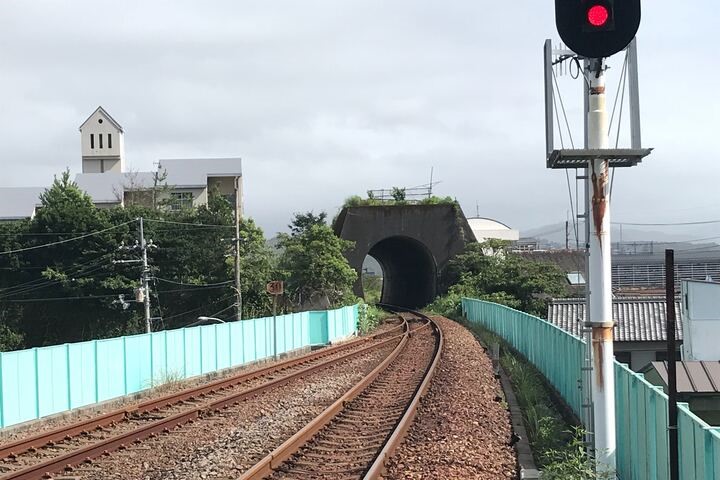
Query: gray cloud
0,0,717,237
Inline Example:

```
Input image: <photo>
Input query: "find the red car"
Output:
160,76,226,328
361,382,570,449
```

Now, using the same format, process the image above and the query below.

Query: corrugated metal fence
462,298,720,479
0,305,357,429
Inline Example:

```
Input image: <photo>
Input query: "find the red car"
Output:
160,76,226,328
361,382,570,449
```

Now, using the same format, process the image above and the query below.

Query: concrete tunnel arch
333,204,475,309
367,236,438,308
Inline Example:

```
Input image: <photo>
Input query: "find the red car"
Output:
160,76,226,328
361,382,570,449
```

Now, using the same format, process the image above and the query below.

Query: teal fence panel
95,338,125,402
241,320,255,364
151,331,167,383
0,305,357,429
37,345,70,418
124,333,152,394
308,311,328,345
183,328,201,378
461,298,584,417
164,329,185,378
463,297,720,480
200,325,217,374
1,349,37,426
68,341,96,409
216,323,231,370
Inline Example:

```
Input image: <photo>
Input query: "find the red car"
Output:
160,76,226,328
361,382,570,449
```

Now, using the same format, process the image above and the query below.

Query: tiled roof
643,361,720,393
547,297,683,342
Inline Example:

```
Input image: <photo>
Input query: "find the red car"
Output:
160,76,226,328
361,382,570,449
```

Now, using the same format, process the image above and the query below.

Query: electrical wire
160,294,235,322
612,219,720,227
0,221,135,256
0,253,115,297
143,218,234,229
154,278,234,287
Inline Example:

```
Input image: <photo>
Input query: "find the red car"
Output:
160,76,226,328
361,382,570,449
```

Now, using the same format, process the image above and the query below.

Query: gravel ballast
383,316,517,479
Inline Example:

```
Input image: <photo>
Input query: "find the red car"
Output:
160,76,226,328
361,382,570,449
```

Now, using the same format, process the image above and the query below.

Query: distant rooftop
642,361,720,394
0,187,45,220
547,297,683,342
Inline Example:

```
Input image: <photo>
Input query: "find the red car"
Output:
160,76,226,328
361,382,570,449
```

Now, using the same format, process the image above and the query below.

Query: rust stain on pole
592,327,613,388
591,164,608,245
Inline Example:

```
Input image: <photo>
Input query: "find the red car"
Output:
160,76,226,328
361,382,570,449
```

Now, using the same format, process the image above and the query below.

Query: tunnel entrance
367,236,437,308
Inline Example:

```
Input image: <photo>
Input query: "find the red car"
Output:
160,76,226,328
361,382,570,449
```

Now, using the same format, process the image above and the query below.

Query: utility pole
139,217,152,333
234,176,243,321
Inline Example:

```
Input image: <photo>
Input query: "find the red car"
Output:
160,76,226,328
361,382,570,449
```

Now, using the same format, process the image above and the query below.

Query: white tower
79,106,125,173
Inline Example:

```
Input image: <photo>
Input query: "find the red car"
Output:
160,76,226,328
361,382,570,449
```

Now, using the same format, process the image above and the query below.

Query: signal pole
585,58,616,474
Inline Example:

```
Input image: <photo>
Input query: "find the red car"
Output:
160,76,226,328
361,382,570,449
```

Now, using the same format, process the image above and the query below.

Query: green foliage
277,212,357,308
541,427,614,479
341,194,456,208
390,187,406,203
430,240,568,317
357,301,388,334
0,175,275,349
361,272,382,305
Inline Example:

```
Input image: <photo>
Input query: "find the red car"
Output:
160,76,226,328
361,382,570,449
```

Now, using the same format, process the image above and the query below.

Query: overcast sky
1,1,717,237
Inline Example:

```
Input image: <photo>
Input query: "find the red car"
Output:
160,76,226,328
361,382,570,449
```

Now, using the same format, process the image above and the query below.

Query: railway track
240,308,443,480
0,319,407,480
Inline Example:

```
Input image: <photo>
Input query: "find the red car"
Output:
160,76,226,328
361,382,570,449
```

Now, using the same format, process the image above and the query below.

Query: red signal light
587,4,610,27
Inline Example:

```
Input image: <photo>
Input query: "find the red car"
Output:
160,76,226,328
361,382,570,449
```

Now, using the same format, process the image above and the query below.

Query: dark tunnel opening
367,236,437,309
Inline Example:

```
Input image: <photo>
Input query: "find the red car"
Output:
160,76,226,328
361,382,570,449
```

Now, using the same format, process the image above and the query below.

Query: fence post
0,351,3,428
34,347,40,419
66,343,72,411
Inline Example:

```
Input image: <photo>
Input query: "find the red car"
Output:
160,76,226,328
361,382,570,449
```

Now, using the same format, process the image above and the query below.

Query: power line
154,278,234,287
143,218,234,229
0,254,114,297
3,293,120,303
612,220,720,227
0,221,135,256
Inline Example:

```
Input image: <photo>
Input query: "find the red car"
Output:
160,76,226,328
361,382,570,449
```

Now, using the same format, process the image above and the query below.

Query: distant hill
522,222,711,246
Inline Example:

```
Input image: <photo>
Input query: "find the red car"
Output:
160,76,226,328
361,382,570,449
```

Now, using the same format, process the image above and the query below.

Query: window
99,134,103,149
108,134,112,149
170,192,194,210
90,134,95,149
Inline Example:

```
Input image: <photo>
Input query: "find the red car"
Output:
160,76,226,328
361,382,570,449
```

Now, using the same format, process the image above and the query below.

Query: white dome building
467,217,520,243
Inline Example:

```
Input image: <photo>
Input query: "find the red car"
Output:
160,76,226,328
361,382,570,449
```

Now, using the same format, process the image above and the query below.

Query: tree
288,211,327,236
277,215,356,309
432,240,568,317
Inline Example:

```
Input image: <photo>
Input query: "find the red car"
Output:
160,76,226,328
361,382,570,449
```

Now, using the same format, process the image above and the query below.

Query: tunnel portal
333,204,474,309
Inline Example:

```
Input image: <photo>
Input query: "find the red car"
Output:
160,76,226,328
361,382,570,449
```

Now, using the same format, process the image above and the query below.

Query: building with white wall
0,107,242,219
467,217,520,243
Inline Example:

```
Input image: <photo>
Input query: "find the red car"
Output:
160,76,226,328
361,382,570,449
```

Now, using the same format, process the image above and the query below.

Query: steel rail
0,320,404,461
363,310,443,479
0,321,408,480
238,308,442,480
238,322,411,480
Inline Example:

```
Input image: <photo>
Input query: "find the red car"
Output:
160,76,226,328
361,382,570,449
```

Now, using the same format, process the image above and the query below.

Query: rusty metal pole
586,58,616,475
665,249,679,480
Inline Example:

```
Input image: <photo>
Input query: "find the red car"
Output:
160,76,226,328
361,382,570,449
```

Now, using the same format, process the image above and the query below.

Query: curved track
0,320,407,480
240,308,443,480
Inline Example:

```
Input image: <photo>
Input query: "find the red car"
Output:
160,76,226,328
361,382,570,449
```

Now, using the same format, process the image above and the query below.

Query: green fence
461,297,584,418
462,298,720,480
0,305,357,429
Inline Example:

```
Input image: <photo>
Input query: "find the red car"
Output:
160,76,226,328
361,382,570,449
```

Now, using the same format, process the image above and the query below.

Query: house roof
158,158,242,187
642,361,720,393
78,106,124,133
0,187,45,220
74,158,242,203
74,172,155,203
547,297,683,342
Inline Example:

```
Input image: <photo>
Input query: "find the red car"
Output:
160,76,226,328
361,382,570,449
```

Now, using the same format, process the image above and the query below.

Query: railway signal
555,0,641,58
